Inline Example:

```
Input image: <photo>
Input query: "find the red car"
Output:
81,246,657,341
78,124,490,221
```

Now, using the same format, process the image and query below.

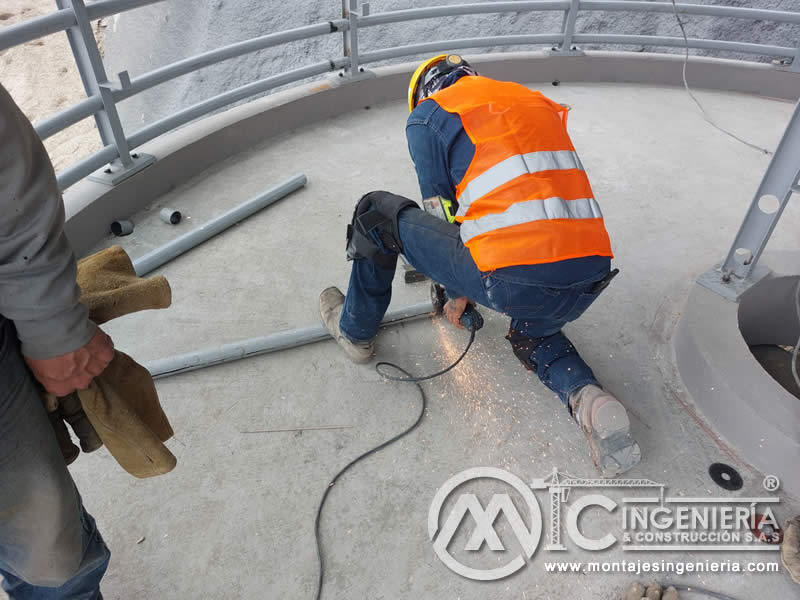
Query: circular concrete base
675,251,800,498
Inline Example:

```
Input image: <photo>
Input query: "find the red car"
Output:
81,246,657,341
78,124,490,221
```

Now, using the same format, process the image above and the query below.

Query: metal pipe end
110,219,134,236
159,208,182,225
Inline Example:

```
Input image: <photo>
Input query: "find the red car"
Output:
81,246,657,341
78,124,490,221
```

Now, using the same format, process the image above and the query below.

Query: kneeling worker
320,55,640,477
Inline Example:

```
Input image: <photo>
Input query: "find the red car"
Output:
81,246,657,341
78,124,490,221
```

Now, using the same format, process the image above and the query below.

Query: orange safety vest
427,76,613,271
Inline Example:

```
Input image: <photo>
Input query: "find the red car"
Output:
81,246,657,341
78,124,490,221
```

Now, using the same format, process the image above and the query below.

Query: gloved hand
624,582,679,600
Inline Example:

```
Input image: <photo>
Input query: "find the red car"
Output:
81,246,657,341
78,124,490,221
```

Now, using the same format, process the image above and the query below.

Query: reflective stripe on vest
428,76,613,269
456,150,584,217
460,197,603,244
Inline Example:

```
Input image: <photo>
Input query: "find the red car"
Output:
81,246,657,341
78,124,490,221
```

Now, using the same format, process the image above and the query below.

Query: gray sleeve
0,84,95,359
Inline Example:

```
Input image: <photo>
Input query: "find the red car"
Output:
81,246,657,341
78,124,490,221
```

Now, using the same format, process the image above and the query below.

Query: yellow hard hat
407,54,475,113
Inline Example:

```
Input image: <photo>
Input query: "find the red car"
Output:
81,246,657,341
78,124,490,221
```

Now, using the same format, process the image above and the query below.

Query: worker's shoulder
406,99,463,138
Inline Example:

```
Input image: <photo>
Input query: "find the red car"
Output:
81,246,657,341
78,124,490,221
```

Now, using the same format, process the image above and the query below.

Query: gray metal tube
34,95,103,140
131,174,307,276
159,208,182,225
0,10,75,52
126,61,346,148
580,1,800,25
110,219,134,236
117,21,348,101
85,0,164,20
358,1,569,28
56,144,118,190
144,301,436,379
359,35,563,65
571,33,796,57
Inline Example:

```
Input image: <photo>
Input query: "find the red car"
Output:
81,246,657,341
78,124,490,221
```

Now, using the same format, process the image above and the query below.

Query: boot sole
586,401,642,478
319,288,375,364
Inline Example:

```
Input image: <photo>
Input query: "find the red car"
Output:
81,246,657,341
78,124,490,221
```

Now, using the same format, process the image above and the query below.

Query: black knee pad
346,191,419,268
506,326,544,371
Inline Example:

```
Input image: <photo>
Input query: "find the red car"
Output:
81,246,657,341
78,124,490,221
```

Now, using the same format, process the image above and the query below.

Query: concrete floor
33,83,800,599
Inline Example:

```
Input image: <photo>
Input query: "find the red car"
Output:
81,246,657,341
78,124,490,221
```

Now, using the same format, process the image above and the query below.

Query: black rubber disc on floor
709,462,743,491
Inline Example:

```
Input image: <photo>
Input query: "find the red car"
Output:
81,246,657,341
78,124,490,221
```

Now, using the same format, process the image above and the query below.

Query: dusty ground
0,0,106,173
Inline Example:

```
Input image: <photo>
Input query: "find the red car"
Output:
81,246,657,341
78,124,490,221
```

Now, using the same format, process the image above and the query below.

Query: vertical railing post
698,100,800,300
347,0,360,74
558,0,581,53
55,0,153,184
340,0,372,80
790,47,800,72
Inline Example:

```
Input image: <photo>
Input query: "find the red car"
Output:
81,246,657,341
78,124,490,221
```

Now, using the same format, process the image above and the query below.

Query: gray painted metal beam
115,21,347,101
143,301,436,379
359,35,564,64
358,2,569,27
57,144,118,190
0,9,75,51
85,0,163,21
719,101,800,282
571,34,796,58
126,60,347,148
580,1,800,24
56,0,132,165
132,174,307,276
0,1,162,52
33,95,104,140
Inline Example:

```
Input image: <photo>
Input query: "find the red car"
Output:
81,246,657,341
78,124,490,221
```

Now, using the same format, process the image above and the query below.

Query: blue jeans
340,208,611,406
0,318,110,599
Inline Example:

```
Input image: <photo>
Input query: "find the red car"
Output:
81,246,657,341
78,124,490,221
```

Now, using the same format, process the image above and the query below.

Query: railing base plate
697,262,771,301
88,152,155,186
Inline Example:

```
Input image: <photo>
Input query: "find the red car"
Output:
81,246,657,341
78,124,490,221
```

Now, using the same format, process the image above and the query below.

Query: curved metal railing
1,0,799,190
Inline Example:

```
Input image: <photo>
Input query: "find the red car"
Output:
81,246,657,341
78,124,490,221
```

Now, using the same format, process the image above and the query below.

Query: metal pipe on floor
132,174,307,276
143,300,436,379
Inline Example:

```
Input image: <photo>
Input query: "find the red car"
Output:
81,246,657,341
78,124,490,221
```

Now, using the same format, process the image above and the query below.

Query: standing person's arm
0,84,113,396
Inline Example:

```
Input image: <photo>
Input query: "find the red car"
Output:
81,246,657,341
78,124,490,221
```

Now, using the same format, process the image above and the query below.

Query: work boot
782,516,800,585
570,384,641,478
319,287,375,364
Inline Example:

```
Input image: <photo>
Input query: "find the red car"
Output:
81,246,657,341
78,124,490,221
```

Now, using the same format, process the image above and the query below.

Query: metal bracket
554,0,582,55
716,99,800,284
697,262,772,302
789,48,800,73
330,67,377,84
88,153,155,186
545,46,584,57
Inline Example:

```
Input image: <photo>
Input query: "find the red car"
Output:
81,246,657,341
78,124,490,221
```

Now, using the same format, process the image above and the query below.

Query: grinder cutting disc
709,462,743,491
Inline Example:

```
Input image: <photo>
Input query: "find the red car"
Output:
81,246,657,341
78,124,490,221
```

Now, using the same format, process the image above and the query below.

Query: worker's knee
1,480,85,587
14,547,83,588
506,326,543,372
346,191,419,266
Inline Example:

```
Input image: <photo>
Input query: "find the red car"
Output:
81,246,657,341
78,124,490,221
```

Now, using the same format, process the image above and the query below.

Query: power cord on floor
312,330,477,599
670,0,773,155
792,278,800,390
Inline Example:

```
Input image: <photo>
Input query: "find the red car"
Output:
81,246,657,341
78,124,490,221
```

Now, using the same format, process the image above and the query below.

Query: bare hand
444,296,470,329
25,328,115,396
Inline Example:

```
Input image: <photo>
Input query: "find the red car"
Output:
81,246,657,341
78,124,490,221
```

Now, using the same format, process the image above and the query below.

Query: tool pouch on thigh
346,191,419,268
506,327,544,371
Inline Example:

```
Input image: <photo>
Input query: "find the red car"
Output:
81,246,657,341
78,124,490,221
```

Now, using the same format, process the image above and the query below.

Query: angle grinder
430,281,484,332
